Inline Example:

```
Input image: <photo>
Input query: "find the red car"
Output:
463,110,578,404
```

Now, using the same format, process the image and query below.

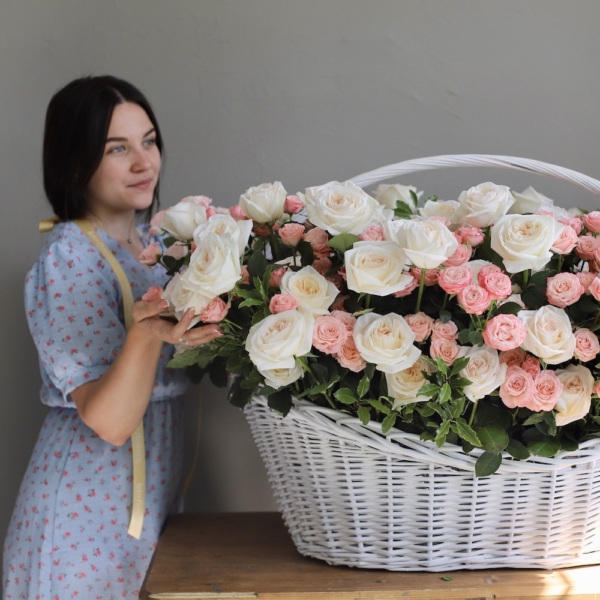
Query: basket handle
349,154,600,197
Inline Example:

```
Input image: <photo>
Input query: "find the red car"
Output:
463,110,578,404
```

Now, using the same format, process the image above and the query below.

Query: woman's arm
71,299,221,446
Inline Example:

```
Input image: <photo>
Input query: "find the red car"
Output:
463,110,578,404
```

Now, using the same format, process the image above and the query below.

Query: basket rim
248,395,600,474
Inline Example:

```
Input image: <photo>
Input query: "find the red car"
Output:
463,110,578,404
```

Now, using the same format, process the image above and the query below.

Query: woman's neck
85,212,144,254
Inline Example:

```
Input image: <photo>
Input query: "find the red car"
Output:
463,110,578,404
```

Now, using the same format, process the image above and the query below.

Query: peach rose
139,242,162,266
331,310,356,331
576,234,600,260
142,286,164,302
500,365,535,409
239,265,251,285
583,211,600,233
589,276,600,301
457,284,492,315
479,270,512,300
284,194,304,214
200,297,230,323
431,319,458,341
279,223,305,247
521,354,541,378
430,337,461,365
229,205,249,221
482,314,527,351
546,272,585,308
443,244,473,267
499,347,526,367
335,336,366,372
551,224,578,254
560,216,584,235
269,293,299,314
576,271,596,293
303,227,331,258
358,225,385,242
574,328,600,362
437,265,472,295
456,225,485,247
404,312,434,342
410,267,440,286
531,370,563,411
312,314,349,354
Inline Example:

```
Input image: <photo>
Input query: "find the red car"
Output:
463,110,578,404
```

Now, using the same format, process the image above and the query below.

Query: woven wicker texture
245,397,600,571
244,155,600,571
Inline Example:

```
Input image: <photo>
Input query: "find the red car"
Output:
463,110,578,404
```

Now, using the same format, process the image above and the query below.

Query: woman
3,76,220,598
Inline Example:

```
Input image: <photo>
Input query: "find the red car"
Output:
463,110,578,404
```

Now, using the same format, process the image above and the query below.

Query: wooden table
140,512,600,599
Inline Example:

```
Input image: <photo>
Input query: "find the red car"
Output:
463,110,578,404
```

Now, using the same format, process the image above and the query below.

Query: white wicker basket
244,155,600,572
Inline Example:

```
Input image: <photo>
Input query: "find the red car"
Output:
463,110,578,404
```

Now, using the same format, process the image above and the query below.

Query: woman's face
85,102,161,220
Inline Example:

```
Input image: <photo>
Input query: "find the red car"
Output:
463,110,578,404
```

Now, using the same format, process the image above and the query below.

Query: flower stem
415,269,427,313
468,400,478,427
522,269,530,289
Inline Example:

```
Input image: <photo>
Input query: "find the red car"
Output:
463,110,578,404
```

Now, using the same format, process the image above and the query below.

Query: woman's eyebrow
105,128,155,143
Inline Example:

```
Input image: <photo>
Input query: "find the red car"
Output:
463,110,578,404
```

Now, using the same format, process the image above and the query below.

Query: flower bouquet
149,155,600,570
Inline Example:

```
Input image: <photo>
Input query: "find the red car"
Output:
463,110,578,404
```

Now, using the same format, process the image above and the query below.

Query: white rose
180,232,242,300
193,214,253,257
353,312,421,373
373,184,420,211
385,356,435,408
245,310,314,372
160,199,208,240
419,199,461,226
261,363,305,390
457,182,515,228
280,266,339,315
344,241,412,296
554,364,594,426
239,182,287,223
384,218,458,270
490,214,563,273
459,345,507,402
518,305,576,365
162,272,210,324
303,180,382,235
509,186,554,215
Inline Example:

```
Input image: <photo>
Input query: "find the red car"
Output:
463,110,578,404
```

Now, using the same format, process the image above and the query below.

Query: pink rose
430,337,461,365
139,242,162,266
303,227,331,258
200,297,230,323
284,194,304,214
521,354,541,378
279,223,305,247
331,310,356,331
229,205,249,221
312,314,349,354
456,225,485,247
182,194,213,207
560,216,584,235
269,293,299,314
531,370,563,411
431,319,458,340
589,276,600,301
576,234,600,260
483,314,527,351
457,285,492,315
312,257,333,276
411,268,439,286
335,336,366,372
499,348,527,367
404,312,434,342
576,271,596,293
574,328,600,362
269,266,286,288
442,244,473,267
165,242,189,260
358,225,385,242
239,265,251,285
584,211,600,233
393,273,419,297
142,286,164,302
149,210,166,236
437,265,472,295
500,366,535,409
479,270,512,300
546,272,585,308
551,224,578,254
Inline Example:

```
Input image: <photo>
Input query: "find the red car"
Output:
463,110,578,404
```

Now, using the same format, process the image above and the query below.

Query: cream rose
303,181,382,235
373,183,420,211
353,312,421,373
518,305,576,365
459,345,507,402
162,272,211,323
385,356,434,408
383,218,458,270
554,364,595,426
193,214,253,257
419,199,461,226
239,182,287,223
344,241,412,296
457,182,515,228
261,364,305,390
490,214,563,273
280,265,339,315
509,186,554,215
245,310,314,372
160,198,209,240
180,232,243,301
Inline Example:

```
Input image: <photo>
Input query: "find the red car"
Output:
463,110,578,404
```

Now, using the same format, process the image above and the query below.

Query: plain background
2,0,599,580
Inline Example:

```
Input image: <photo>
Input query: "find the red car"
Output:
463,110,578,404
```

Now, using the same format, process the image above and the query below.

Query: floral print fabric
3,222,189,599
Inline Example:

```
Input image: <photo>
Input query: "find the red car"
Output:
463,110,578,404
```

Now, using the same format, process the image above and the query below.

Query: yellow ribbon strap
73,219,146,540
38,215,60,233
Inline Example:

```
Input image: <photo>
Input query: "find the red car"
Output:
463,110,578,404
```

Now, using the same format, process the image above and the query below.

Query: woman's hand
131,299,223,347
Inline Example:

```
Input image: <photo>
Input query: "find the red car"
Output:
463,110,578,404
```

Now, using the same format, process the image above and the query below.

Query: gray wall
2,0,599,574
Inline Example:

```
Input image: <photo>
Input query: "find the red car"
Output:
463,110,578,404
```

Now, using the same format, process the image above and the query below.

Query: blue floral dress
3,221,189,599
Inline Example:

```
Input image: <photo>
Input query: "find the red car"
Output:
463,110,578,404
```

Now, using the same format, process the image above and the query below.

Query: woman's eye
107,145,126,154
143,137,157,148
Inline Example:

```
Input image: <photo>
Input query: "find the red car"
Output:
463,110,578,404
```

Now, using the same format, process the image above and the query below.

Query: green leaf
238,297,266,309
167,348,203,368
505,439,530,460
438,383,452,404
334,388,356,405
327,233,361,253
453,418,481,447
247,245,269,279
418,383,440,398
357,375,371,398
494,302,523,315
381,413,397,433
477,425,509,453
368,399,391,415
528,438,561,458
449,357,470,376
475,451,502,477
357,405,371,426
267,389,293,416
435,420,450,447
468,330,484,346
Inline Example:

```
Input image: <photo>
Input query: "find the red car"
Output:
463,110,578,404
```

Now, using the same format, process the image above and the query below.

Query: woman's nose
131,147,152,171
